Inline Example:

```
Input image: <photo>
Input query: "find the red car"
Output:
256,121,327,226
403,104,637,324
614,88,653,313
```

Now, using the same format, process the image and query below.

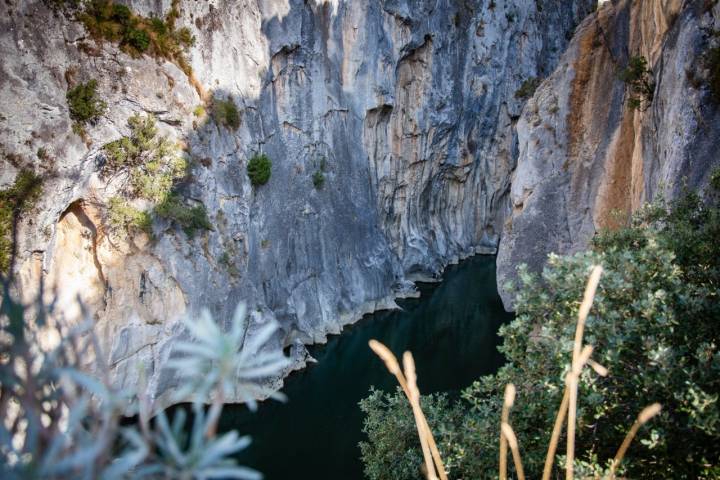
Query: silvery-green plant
0,278,289,479
168,304,290,411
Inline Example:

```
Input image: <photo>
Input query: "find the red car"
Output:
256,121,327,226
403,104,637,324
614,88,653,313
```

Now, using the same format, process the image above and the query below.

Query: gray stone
1,0,601,403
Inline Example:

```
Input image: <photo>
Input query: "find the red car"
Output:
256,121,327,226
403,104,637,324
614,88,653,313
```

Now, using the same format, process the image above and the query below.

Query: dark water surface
220,255,513,479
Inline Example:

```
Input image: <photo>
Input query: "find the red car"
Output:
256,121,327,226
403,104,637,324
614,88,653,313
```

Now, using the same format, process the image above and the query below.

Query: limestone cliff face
497,0,720,308
1,0,594,402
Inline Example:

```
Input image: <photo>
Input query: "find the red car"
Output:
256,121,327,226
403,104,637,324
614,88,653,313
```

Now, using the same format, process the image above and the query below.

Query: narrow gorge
1,0,718,411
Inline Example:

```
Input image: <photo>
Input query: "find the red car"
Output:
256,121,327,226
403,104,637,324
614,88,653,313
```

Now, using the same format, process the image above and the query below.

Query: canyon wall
497,0,720,308
0,0,593,403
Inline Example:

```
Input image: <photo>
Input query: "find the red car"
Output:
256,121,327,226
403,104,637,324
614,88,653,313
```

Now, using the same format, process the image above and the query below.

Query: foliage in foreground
0,281,289,479
0,170,43,273
361,186,720,479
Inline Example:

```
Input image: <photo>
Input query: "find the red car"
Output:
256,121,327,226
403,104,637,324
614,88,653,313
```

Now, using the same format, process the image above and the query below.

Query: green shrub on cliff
155,193,212,238
66,79,107,125
211,96,241,130
514,77,541,99
706,45,720,103
618,55,655,110
107,196,152,235
247,153,272,186
102,114,211,238
361,184,720,479
0,170,43,273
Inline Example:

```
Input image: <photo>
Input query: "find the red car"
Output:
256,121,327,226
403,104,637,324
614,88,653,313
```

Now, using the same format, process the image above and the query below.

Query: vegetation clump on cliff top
77,0,195,75
0,170,43,273
361,178,720,479
247,153,272,187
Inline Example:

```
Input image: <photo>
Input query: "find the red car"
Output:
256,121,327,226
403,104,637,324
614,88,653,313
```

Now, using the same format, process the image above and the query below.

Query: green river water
220,255,513,479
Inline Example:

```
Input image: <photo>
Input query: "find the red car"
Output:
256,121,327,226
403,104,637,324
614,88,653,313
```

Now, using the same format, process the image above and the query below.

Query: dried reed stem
573,266,603,361
368,340,447,480
501,422,526,480
567,344,594,480
587,358,608,377
607,403,662,479
542,387,569,480
566,265,603,480
500,383,516,480
403,352,438,480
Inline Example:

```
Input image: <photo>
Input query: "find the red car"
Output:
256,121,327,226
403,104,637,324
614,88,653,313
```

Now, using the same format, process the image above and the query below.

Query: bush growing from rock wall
66,79,107,124
36,147,48,160
706,45,720,103
247,153,272,186
361,184,720,479
312,170,325,189
107,196,152,235
618,55,655,110
514,77,541,99
312,156,327,189
211,96,241,130
0,170,42,273
102,114,211,238
155,194,212,237
123,26,150,52
103,113,159,170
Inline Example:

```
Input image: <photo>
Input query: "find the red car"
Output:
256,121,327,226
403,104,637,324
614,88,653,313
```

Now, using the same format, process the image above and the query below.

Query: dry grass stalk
403,352,438,480
606,403,662,479
566,265,603,480
587,358,609,377
500,383,516,480
573,265,603,361
542,388,569,480
566,345,594,480
501,422,526,480
368,340,448,480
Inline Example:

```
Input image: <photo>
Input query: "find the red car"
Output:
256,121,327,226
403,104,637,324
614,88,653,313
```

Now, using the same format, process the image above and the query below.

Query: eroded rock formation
497,0,720,308
8,0,718,402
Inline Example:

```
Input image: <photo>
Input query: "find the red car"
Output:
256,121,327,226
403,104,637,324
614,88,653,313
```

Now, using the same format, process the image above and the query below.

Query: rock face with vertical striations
11,0,696,403
496,0,720,309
